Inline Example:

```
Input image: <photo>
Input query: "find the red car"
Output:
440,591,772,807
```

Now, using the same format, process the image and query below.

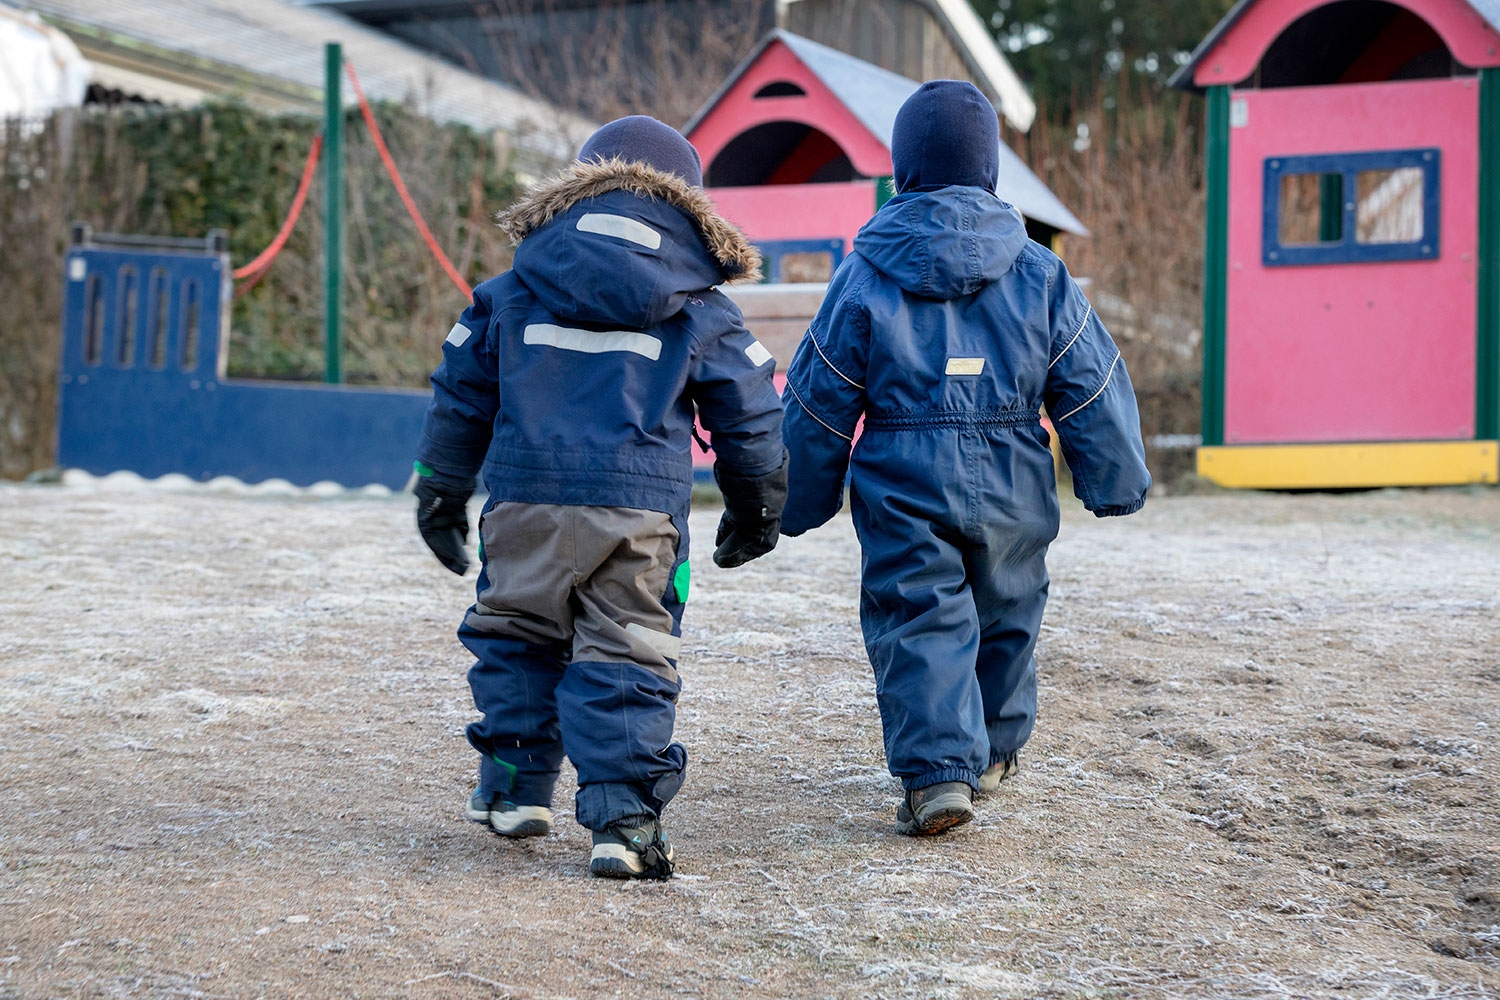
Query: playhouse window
1258,0,1463,88
1277,173,1343,245
1263,148,1438,266
705,121,858,186
1355,167,1424,244
756,238,844,284
753,81,806,98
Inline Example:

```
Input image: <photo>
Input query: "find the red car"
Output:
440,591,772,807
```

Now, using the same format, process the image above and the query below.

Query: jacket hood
497,158,760,328
852,187,1028,300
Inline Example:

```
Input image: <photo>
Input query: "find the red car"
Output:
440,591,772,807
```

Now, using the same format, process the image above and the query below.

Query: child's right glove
712,453,789,569
414,478,474,575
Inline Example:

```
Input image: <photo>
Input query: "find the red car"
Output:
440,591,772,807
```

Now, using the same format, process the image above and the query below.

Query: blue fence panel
57,239,432,490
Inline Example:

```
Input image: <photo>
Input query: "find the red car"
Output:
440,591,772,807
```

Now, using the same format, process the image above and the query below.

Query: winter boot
978,752,1019,793
589,815,674,880
894,781,975,836
467,789,553,839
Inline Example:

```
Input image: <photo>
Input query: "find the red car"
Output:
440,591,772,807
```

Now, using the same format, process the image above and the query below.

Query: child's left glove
414,479,474,575
713,453,789,569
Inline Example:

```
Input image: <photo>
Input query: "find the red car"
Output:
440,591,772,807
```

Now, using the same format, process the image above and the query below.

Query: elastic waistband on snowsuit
863,407,1041,431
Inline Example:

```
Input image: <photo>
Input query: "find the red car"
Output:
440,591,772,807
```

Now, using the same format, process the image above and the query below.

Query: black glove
414,478,473,575
713,453,789,569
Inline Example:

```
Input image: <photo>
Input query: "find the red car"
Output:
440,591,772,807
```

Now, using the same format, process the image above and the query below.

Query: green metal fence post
323,41,344,385
1477,68,1500,441
1201,86,1230,448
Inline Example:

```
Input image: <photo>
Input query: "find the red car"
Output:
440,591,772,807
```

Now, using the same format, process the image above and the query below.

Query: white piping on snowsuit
1056,350,1121,423
1049,304,1091,370
786,380,853,441
811,332,864,389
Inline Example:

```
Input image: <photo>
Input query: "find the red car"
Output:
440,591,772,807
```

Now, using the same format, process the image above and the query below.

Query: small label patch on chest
945,357,985,376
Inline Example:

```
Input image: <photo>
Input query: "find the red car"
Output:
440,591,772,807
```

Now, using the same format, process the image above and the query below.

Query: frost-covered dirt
1,479,1497,999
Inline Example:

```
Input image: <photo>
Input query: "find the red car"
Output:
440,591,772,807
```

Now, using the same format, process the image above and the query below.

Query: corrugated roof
1169,0,1500,90
687,31,1086,235
16,0,593,165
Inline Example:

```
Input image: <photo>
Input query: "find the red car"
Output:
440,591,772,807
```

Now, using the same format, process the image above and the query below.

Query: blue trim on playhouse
57,228,430,490
1261,147,1442,267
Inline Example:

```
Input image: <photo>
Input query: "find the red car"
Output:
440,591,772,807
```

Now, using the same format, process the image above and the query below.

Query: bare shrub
472,0,771,126
1019,78,1206,483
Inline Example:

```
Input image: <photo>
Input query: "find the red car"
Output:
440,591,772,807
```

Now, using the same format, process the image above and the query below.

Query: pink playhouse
683,30,1085,286
1174,0,1500,488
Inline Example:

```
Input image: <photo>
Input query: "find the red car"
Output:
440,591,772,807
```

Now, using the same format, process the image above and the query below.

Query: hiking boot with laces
978,752,1019,793
589,815,674,880
467,789,553,839
894,780,975,837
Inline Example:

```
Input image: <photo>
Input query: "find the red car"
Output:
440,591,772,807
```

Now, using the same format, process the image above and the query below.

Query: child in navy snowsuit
780,81,1150,836
412,117,787,878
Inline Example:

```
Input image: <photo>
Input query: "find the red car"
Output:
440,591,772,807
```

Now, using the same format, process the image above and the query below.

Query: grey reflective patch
625,622,682,660
446,323,473,347
945,357,985,376
523,323,662,361
576,212,662,249
745,339,774,367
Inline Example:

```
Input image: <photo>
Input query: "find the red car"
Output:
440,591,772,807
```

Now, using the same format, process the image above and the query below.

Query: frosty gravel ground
1,478,1497,999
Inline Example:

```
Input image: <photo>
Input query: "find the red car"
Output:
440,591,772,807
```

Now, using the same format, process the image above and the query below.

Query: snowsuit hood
891,80,1000,195
497,158,761,329
852,188,1029,301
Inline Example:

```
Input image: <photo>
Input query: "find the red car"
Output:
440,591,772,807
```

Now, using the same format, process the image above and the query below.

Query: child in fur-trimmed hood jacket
780,81,1151,837
412,116,787,879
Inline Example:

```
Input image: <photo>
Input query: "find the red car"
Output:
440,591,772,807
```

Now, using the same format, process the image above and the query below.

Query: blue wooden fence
57,227,430,490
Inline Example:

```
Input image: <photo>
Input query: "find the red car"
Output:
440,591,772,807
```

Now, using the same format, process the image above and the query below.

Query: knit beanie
890,80,1000,195
578,115,704,188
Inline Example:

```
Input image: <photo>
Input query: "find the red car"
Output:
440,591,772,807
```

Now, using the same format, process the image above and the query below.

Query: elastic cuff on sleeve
1092,495,1146,518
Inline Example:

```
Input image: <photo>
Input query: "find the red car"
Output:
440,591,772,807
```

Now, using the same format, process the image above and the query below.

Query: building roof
17,0,593,169
1169,0,1500,90
686,31,1086,235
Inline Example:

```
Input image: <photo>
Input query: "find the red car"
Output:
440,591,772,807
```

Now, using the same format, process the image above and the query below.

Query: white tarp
0,3,89,120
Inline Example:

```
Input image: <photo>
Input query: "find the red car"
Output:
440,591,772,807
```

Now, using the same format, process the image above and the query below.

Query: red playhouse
683,30,1085,288
1173,0,1500,488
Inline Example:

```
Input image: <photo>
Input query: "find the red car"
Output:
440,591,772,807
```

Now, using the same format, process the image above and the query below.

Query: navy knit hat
578,115,704,188
891,80,1000,195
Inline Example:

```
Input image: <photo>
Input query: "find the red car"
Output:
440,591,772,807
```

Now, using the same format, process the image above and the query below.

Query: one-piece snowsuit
780,187,1151,792
415,159,784,830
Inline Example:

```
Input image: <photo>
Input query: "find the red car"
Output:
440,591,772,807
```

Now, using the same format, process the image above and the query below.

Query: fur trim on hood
496,158,762,284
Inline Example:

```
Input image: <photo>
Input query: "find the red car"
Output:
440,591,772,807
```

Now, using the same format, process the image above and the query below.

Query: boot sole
895,791,976,837
589,843,675,879
488,805,554,839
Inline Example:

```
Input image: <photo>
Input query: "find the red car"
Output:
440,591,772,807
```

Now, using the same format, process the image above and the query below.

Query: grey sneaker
589,816,674,880
978,752,1019,793
894,781,975,836
467,789,553,839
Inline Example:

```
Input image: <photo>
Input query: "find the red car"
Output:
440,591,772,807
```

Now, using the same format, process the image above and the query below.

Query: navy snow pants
850,426,1058,791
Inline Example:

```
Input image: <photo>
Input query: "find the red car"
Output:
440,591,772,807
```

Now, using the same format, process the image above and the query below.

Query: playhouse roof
1169,0,1500,90
685,30,1087,236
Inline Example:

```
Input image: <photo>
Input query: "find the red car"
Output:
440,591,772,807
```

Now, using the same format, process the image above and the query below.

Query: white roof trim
923,0,1036,132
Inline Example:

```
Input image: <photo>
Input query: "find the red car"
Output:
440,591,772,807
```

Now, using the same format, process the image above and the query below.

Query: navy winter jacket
415,160,785,516
781,187,1151,536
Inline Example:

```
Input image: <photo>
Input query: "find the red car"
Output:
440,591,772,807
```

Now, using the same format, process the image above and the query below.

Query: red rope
232,133,323,297
343,59,474,300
